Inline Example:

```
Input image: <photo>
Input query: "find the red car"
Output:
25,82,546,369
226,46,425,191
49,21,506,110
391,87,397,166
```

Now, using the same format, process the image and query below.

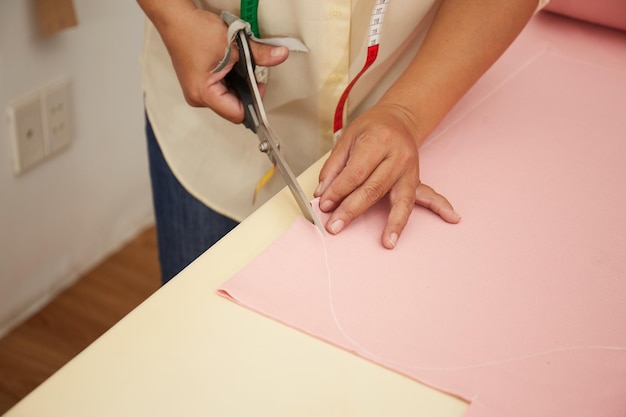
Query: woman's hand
314,0,537,248
315,103,460,249
139,1,289,123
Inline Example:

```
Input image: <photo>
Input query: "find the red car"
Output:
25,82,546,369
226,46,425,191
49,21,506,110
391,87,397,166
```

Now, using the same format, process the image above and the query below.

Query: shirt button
325,130,334,140
328,73,341,84
329,7,342,18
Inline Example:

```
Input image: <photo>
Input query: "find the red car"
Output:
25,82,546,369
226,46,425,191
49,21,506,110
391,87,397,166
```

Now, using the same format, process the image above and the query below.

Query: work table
3,157,466,417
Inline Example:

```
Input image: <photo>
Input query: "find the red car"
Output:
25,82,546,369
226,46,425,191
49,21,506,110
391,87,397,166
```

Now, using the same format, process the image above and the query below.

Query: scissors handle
224,32,258,133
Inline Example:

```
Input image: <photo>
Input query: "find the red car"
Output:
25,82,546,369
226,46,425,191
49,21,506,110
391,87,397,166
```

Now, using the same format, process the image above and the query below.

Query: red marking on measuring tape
333,0,389,139
333,44,379,135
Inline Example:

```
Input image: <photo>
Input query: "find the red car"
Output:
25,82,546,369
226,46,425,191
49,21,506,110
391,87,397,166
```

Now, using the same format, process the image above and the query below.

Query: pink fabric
544,0,626,32
218,14,626,417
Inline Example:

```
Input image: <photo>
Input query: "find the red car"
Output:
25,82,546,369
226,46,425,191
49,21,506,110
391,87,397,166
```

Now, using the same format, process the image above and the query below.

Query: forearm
136,0,198,35
379,0,537,145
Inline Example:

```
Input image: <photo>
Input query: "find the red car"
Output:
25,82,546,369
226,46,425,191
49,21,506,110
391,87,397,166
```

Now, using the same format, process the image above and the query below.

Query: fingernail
387,233,398,249
320,199,334,212
329,219,344,234
440,207,461,222
314,181,324,197
271,46,288,58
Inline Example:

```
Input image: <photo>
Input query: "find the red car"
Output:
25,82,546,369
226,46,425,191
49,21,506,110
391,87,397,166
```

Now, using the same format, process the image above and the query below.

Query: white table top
3,157,466,417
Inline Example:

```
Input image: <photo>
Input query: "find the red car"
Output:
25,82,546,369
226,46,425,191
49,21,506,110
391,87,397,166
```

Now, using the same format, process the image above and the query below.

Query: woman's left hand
314,103,461,249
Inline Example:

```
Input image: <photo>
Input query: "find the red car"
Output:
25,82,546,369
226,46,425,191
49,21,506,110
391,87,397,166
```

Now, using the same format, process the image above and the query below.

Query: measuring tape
239,0,391,199
240,0,391,141
240,0,260,37
238,0,390,140
333,0,390,141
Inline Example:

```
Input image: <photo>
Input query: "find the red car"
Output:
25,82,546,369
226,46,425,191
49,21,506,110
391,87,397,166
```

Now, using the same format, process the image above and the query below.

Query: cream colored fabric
141,0,549,222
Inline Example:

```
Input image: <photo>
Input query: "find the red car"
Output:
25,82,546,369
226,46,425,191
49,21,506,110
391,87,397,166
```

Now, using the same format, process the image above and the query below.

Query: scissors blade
229,29,325,234
257,125,325,234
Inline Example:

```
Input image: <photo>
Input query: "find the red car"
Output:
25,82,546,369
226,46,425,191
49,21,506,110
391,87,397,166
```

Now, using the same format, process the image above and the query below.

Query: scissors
225,28,325,234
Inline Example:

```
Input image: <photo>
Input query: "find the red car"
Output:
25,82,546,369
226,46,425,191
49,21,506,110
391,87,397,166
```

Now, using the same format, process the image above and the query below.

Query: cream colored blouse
141,0,549,221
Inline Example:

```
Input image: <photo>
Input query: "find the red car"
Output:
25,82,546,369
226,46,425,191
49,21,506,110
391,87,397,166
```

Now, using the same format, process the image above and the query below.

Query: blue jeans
145,115,239,285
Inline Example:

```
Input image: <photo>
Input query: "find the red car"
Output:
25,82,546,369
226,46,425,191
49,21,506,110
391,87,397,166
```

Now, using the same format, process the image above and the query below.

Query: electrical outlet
42,78,72,155
7,78,73,175
8,93,46,174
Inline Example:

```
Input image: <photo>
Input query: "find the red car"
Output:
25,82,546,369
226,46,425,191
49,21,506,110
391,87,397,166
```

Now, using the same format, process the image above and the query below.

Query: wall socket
42,79,72,155
7,78,73,175
7,92,46,173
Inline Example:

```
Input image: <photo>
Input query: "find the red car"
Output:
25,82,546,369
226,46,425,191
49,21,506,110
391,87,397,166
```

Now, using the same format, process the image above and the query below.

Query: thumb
250,42,289,67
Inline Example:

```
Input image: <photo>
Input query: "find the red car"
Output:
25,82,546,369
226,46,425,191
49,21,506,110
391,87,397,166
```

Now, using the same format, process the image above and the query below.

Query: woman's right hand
138,1,289,123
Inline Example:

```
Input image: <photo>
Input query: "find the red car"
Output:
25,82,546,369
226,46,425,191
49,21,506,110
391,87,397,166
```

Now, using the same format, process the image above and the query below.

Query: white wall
0,1,154,336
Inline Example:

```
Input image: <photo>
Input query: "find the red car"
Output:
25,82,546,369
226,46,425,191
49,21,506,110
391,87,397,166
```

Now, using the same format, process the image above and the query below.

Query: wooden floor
0,226,161,415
